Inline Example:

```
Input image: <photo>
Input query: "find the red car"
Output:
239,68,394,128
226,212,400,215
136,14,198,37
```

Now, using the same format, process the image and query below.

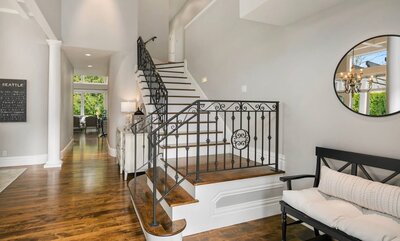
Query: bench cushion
318,166,400,219
283,188,400,241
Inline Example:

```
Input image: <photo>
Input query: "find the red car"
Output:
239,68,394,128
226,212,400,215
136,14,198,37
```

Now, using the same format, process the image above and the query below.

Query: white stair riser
176,175,284,236
146,169,284,237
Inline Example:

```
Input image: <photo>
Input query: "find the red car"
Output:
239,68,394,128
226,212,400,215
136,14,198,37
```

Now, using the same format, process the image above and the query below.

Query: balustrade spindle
215,111,219,170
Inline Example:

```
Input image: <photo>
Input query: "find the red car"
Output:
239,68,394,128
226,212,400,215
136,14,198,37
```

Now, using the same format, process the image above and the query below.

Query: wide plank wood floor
0,132,313,240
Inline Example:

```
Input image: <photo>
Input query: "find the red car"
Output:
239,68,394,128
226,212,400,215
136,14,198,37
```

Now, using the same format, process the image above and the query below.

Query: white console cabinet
116,127,148,180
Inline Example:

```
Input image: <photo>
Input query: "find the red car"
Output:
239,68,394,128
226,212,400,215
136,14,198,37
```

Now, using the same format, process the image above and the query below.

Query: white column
359,80,369,114
387,37,400,113
45,40,62,168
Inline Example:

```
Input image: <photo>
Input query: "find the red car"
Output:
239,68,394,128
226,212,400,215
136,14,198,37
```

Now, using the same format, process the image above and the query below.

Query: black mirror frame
333,34,400,118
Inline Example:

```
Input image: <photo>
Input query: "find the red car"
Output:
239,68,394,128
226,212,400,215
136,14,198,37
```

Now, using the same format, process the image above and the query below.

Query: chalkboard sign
0,79,27,122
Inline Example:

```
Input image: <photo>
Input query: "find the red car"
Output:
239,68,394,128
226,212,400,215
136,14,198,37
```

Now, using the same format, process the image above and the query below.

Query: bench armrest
280,175,315,190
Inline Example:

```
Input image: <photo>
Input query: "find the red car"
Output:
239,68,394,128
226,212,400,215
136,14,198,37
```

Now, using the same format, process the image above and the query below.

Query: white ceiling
240,0,347,26
0,0,30,19
63,46,114,76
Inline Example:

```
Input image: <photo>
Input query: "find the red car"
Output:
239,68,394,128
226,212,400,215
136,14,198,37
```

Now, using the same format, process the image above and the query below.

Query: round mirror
334,35,400,117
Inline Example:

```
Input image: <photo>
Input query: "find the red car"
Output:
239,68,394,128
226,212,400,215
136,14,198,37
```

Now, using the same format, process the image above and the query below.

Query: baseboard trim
61,138,74,159
0,154,47,167
107,138,117,157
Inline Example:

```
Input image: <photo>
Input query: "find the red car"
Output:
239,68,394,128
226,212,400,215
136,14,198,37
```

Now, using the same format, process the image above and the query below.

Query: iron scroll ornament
231,129,250,150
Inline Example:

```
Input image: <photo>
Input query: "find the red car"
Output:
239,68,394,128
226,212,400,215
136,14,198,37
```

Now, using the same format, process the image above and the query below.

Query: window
73,75,107,84
354,50,387,68
352,93,360,112
73,93,82,115
84,93,105,116
369,92,386,116
73,92,106,117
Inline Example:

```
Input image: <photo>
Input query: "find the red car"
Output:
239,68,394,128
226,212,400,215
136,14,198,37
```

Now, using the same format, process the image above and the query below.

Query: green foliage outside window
369,92,386,116
84,93,105,116
73,93,105,116
73,75,106,84
352,93,360,112
73,93,81,115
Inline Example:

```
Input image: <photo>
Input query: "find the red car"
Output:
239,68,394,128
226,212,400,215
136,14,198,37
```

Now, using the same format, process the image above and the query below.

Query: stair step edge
146,167,198,207
127,175,187,237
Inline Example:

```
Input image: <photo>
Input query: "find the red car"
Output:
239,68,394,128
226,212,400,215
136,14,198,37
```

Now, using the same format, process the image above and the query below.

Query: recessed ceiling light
85,53,91,57
201,77,208,83
88,65,93,68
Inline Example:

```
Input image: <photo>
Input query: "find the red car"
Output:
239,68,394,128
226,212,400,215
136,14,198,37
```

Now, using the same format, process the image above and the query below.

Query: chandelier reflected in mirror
338,49,373,96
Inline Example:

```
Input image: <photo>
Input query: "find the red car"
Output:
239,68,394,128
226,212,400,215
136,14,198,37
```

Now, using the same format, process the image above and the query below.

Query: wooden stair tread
128,175,186,236
160,76,187,79
157,70,184,74
142,87,196,91
146,167,198,207
140,75,187,79
160,141,230,149
155,62,184,66
156,66,185,70
153,121,217,125
140,81,191,85
163,154,284,186
160,131,222,136
167,111,209,115
144,95,200,98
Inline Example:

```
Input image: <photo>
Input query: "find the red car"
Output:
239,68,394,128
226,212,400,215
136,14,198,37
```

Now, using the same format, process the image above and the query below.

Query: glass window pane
73,93,81,115
84,93,105,117
83,75,106,84
369,92,387,116
352,93,360,112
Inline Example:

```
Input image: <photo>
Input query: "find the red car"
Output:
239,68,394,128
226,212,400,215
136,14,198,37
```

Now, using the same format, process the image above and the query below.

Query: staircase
128,37,284,241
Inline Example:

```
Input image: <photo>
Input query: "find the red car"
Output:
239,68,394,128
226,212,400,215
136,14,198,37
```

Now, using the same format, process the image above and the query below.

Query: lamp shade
121,101,136,113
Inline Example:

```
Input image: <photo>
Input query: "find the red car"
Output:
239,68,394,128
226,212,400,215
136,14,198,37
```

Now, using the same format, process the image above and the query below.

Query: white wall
0,13,49,159
60,51,73,151
185,0,400,183
61,0,140,152
169,0,213,61
61,0,138,51
138,0,169,61
107,52,138,152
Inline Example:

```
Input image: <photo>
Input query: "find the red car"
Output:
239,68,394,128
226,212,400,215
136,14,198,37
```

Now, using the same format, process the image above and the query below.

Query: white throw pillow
318,166,400,218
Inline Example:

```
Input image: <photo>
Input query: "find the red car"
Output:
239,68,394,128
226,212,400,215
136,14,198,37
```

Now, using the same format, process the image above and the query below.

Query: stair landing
163,154,284,185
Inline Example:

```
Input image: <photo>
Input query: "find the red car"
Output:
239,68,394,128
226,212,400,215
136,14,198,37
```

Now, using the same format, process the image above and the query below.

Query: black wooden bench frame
280,146,400,241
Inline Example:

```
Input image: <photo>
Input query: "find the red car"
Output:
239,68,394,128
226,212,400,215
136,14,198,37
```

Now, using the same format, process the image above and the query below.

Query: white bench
280,147,400,241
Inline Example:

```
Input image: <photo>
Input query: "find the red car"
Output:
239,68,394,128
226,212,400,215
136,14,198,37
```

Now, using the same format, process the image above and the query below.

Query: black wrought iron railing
134,36,281,227
137,37,168,122
147,100,280,226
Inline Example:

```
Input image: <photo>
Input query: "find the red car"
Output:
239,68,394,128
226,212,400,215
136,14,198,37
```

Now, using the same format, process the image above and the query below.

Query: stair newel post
195,101,201,182
275,102,280,172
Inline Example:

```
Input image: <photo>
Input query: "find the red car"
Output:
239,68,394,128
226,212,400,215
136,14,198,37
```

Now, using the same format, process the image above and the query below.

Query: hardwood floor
185,215,314,241
0,133,145,241
0,132,313,240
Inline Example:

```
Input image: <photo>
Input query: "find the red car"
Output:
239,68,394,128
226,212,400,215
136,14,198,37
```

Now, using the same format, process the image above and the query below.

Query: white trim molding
61,138,74,159
184,0,218,30
107,138,117,157
0,154,47,168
